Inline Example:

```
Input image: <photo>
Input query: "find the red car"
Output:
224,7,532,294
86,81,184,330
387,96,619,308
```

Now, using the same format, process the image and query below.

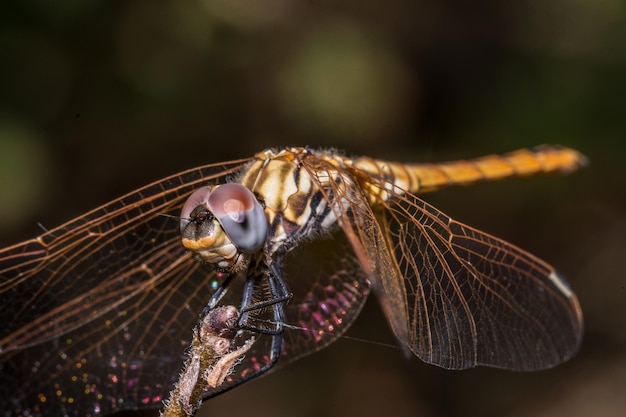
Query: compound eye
180,186,213,233
207,183,268,253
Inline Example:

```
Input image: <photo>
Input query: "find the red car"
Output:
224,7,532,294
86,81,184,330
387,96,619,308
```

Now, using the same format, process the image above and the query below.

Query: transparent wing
376,191,583,370
0,158,252,417
301,155,583,371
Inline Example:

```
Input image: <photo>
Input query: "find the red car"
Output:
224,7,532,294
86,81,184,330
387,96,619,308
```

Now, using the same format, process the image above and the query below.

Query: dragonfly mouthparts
190,206,214,223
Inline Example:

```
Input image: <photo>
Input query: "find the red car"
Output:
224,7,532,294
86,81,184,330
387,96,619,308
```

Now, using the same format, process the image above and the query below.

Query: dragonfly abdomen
348,146,586,202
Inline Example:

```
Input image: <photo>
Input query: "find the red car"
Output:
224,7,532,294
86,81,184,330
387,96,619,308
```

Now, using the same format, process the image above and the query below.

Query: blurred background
1,0,624,416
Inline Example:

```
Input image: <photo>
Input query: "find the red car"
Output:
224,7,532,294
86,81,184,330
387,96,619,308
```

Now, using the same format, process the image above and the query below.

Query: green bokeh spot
0,123,52,232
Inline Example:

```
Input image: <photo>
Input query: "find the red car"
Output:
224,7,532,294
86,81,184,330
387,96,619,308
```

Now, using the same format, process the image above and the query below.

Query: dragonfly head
180,183,268,272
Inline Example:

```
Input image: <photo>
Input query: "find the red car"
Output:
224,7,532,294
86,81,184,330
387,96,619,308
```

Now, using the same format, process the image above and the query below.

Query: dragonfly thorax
180,184,268,272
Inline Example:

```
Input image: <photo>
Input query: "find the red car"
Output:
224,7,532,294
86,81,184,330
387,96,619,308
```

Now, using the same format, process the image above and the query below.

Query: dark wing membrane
0,158,251,416
302,154,583,371
201,233,371,399
1,253,209,417
280,233,371,366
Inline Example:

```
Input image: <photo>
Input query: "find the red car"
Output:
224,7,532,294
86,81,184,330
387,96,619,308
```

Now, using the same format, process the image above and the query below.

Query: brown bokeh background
1,1,624,416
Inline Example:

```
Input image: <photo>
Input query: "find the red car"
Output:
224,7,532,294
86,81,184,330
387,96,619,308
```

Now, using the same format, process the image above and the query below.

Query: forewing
376,192,583,370
300,153,583,371
0,158,251,416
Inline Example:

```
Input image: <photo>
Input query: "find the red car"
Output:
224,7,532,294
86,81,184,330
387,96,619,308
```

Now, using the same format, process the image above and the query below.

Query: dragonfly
0,146,585,417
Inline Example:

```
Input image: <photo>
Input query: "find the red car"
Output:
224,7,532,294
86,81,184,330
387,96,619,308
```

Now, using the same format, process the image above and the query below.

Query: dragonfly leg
237,260,291,335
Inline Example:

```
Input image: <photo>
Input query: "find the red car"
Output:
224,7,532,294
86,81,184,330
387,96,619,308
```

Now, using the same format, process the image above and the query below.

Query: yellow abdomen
347,146,586,201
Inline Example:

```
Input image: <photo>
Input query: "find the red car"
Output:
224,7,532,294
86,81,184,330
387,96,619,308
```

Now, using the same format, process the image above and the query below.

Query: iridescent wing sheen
280,237,371,365
200,233,371,399
0,158,252,417
301,155,583,372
